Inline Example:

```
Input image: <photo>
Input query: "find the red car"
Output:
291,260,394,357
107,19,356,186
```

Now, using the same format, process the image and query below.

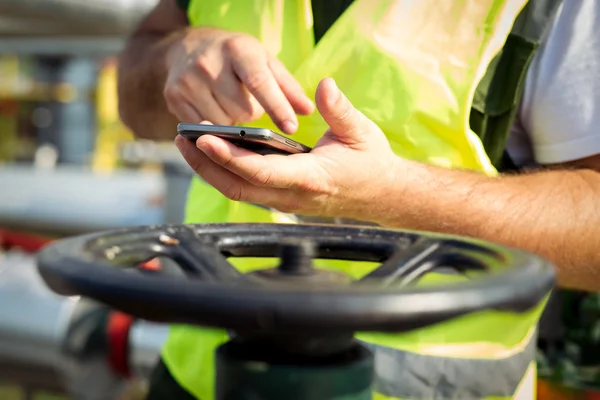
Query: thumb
315,77,374,145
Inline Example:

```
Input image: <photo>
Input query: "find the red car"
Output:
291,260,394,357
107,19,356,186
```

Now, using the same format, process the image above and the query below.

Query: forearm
378,160,600,291
117,30,184,141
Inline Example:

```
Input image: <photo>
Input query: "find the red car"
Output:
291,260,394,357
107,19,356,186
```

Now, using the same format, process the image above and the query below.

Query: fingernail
328,77,338,90
330,79,342,101
322,77,342,105
281,120,297,134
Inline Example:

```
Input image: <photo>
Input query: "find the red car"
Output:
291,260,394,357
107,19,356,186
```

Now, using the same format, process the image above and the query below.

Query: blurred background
0,0,193,235
0,2,590,400
0,1,188,399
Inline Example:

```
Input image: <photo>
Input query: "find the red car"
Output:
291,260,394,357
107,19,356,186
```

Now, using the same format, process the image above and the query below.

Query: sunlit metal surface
0,165,166,235
0,37,127,56
129,322,170,379
120,141,193,224
0,0,159,54
0,0,158,37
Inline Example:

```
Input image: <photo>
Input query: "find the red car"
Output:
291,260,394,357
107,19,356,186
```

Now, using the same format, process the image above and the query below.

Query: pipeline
0,0,158,37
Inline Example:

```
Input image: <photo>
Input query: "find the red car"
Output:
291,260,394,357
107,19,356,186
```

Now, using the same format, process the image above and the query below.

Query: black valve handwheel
37,223,555,334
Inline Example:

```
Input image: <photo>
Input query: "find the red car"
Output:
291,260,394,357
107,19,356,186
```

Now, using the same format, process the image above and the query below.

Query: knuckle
191,161,204,176
163,84,180,103
171,72,196,93
194,54,215,78
247,168,274,187
276,197,303,214
301,181,327,194
294,169,334,195
243,70,271,92
163,88,184,118
336,101,355,124
221,183,245,202
220,153,234,169
189,157,206,177
222,36,250,57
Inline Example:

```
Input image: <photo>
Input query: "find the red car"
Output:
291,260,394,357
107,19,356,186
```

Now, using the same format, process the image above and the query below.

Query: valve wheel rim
37,223,555,334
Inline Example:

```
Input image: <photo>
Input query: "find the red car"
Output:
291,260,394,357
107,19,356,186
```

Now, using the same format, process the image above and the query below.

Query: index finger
231,52,298,134
196,134,322,191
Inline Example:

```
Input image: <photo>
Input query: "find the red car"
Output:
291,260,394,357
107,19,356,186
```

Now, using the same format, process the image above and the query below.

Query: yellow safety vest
163,0,550,398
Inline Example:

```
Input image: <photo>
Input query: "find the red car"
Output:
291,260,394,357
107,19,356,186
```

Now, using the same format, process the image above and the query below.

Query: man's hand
176,76,600,290
175,77,401,220
164,27,314,134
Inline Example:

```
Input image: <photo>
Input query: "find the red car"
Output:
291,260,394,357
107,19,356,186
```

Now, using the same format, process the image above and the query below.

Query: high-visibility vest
162,0,561,398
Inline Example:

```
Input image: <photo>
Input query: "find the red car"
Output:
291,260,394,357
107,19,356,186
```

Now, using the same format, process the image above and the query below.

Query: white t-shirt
507,0,600,167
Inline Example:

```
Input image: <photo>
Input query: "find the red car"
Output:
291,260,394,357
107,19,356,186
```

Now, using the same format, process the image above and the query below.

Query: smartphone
177,123,312,155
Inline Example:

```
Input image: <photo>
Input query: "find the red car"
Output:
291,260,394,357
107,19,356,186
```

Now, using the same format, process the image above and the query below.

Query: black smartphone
177,123,312,155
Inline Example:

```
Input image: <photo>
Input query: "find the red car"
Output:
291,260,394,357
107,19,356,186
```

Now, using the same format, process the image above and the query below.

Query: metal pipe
129,321,169,379
0,0,158,36
0,165,165,236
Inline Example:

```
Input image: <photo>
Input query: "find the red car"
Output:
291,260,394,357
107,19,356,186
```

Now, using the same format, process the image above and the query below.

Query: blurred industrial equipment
0,0,160,164
0,2,595,400
0,233,168,400
0,0,158,54
0,1,186,399
0,0,192,229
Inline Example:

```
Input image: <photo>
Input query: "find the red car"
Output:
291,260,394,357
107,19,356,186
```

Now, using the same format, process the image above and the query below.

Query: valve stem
277,238,316,275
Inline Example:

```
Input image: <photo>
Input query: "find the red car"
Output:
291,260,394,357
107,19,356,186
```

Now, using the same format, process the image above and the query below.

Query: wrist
377,159,493,236
369,156,422,228
332,155,416,226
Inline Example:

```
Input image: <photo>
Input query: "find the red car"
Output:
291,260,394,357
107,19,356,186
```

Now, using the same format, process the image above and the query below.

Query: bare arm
117,0,188,140
117,0,314,140
174,78,600,292
379,156,600,291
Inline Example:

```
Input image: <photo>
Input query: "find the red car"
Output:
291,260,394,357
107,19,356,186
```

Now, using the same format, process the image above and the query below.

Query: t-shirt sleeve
518,0,600,165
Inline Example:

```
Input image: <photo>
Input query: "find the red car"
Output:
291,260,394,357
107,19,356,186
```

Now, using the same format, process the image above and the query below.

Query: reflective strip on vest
364,333,536,399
